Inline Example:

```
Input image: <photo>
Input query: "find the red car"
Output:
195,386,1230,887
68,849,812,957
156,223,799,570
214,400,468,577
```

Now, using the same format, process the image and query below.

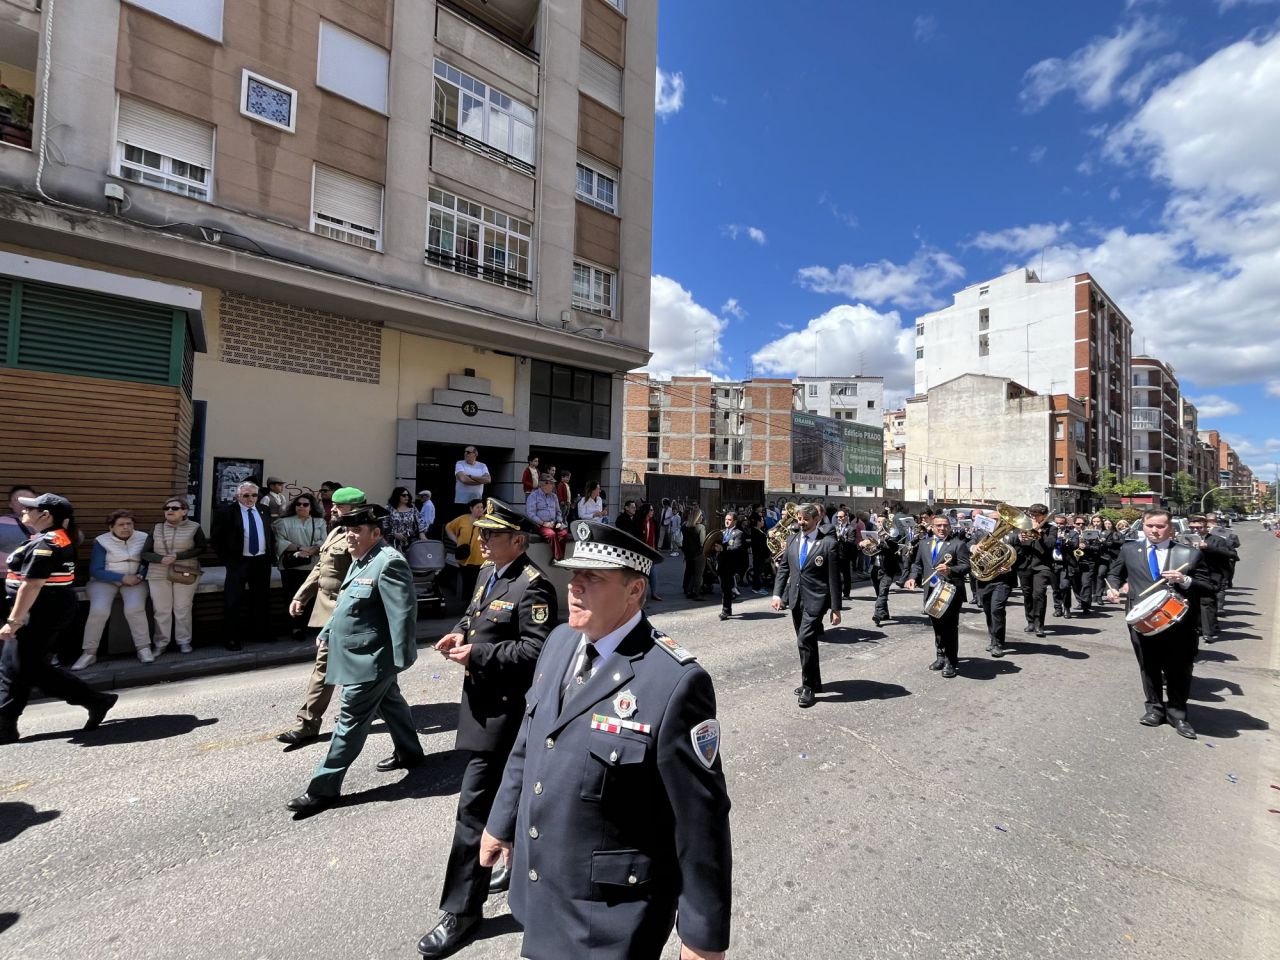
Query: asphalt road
3,527,1277,960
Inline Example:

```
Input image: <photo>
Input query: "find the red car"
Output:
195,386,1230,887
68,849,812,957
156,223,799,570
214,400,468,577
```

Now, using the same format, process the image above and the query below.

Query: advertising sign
790,412,884,487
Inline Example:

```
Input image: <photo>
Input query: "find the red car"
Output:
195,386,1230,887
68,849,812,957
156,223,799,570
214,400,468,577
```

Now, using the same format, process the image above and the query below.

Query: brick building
1130,356,1180,499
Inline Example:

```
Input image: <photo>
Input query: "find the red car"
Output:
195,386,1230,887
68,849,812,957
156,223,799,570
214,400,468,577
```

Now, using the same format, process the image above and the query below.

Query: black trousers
682,553,705,597
1129,625,1196,718
1090,561,1110,602
720,553,741,614
928,592,962,664
1018,567,1050,627
223,554,273,642
977,581,1013,645
837,552,854,597
1200,592,1219,638
871,567,894,620
1050,564,1072,613
440,749,507,915
792,606,826,689
1071,565,1094,609
0,595,100,725
280,568,314,635
1216,585,1228,615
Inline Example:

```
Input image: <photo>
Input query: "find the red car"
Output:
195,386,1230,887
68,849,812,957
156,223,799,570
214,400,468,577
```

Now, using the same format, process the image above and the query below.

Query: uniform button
529,869,539,882
545,737,555,749
470,629,476,636
609,750,619,762
529,826,539,839
627,874,637,885
534,781,543,795
464,670,470,677
502,695,508,702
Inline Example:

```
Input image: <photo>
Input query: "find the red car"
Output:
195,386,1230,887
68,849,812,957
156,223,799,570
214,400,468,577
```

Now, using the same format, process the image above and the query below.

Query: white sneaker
152,644,168,658
137,647,155,664
178,643,192,654
71,653,97,671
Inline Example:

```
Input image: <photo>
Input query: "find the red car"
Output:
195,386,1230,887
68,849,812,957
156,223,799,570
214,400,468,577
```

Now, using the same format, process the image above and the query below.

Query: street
2,526,1277,960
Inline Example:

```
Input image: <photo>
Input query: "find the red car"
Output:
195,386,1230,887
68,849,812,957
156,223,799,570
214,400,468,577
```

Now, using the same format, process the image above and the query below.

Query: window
647,438,658,459
979,334,990,357
807,384,819,396
916,347,924,359
834,383,857,396
124,0,223,41
1055,421,1065,440
0,18,37,150
979,308,989,331
311,165,383,250
647,413,659,433
866,399,875,409
573,261,615,317
433,59,535,167
318,21,389,114
427,188,531,290
604,0,626,11
978,285,989,297
575,162,617,213
915,323,924,336
1055,458,1064,477
240,70,297,133
529,360,612,439
580,48,623,112
115,97,214,201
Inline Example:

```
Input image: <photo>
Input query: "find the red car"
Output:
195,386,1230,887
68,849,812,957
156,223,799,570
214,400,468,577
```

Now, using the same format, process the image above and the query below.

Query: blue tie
929,538,940,585
484,571,497,599
1148,545,1160,580
799,536,809,568
246,507,260,556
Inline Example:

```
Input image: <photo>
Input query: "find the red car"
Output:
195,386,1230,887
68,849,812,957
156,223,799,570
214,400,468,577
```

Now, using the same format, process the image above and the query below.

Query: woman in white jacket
75,510,152,669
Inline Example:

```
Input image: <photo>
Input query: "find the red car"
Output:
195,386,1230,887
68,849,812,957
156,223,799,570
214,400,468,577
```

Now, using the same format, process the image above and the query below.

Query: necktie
1148,545,1161,580
563,641,597,699
483,570,497,599
929,538,940,585
246,508,260,556
799,536,809,568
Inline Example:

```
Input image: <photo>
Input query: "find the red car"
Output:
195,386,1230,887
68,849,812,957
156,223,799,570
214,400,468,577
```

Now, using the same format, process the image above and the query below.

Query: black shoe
719,611,730,621
418,912,481,958
1139,709,1165,727
1023,624,1035,634
225,640,243,651
1205,634,1220,644
941,663,957,678
84,693,118,731
990,643,1006,658
1034,625,1046,638
1079,605,1091,615
1053,608,1064,618
285,792,333,817
1063,609,1073,619
984,640,994,652
797,686,816,708
488,862,510,894
928,655,945,671
276,728,320,746
376,752,425,772
0,721,17,745
793,684,823,695
1171,717,1197,739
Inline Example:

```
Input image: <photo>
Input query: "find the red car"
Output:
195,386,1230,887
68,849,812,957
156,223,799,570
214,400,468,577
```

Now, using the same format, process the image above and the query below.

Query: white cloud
1117,52,1188,103
752,304,916,408
914,15,938,43
642,276,728,378
655,66,685,118
723,224,767,245
817,192,860,228
1218,0,1280,10
1020,18,1171,111
720,298,746,320
1029,145,1048,164
797,248,965,309
1268,380,1280,397
969,221,1071,254
1189,395,1242,417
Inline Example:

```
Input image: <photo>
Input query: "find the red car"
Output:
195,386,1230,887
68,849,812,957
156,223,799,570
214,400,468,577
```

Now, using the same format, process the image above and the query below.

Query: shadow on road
0,802,59,845
407,702,458,737
1003,640,1089,660
1191,704,1270,739
1195,648,1238,663
958,659,1022,680
726,611,782,621
1039,624,1103,637
1190,675,1245,703
0,912,17,935
818,678,911,703
822,627,882,645
338,748,469,809
471,913,521,944
21,714,218,746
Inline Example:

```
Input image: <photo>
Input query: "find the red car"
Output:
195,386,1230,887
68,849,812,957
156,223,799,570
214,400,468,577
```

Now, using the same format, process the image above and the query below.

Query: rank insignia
489,599,514,611
691,719,720,768
591,713,651,735
612,689,637,718
531,604,549,624
355,577,375,585
814,554,824,566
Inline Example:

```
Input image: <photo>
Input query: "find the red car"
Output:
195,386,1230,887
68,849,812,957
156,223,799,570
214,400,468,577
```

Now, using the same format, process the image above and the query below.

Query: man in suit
615,499,641,539
833,509,858,600
1186,515,1236,642
1106,507,1213,739
1015,503,1053,638
285,504,423,816
771,503,842,708
478,520,731,960
904,514,972,678
211,481,276,650
716,512,746,622
417,499,558,959
860,519,905,627
1048,514,1075,619
276,486,365,747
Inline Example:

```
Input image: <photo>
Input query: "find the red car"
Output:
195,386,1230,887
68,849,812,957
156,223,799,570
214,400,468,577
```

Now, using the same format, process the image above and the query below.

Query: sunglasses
240,493,259,498
296,502,312,507
164,505,185,511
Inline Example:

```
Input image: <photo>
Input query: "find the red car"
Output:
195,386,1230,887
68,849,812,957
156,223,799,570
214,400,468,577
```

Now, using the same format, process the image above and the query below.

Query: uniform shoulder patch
524,565,541,581
652,629,696,664
47,530,72,548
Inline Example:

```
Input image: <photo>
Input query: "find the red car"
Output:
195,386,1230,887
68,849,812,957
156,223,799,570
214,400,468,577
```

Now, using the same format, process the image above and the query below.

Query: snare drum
923,579,957,619
1124,587,1189,637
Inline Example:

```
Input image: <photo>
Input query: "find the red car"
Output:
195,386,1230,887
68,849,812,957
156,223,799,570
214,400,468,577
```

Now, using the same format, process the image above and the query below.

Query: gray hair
797,503,822,520
237,481,259,494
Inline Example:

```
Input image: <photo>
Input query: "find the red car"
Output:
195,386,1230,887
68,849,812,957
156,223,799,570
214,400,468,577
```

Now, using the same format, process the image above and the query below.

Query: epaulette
652,629,696,664
46,530,72,548
524,565,541,580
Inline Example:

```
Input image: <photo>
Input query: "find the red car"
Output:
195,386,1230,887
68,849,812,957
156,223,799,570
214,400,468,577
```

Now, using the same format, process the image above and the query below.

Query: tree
1114,476,1149,497
1170,471,1197,512
1091,469,1117,498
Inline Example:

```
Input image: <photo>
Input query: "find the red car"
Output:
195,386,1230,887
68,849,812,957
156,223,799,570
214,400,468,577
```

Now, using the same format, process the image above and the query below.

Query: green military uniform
306,537,423,798
285,523,353,736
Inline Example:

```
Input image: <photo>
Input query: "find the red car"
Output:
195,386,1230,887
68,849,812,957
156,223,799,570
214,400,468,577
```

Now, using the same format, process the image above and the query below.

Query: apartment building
1130,356,1180,499
883,407,906,494
793,375,885,496
1178,397,1216,498
622,375,795,490
904,374,1091,512
1199,430,1255,504
0,0,654,527
914,267,1132,484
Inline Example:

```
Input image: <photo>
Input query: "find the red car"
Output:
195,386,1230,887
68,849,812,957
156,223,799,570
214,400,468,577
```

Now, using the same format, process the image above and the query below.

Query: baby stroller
406,539,447,616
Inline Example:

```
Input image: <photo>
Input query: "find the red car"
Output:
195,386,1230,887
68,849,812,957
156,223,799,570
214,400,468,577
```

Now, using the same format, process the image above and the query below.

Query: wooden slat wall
0,367,187,575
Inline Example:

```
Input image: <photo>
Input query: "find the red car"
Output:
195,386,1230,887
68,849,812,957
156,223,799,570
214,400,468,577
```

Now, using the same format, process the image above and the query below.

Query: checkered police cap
557,520,663,575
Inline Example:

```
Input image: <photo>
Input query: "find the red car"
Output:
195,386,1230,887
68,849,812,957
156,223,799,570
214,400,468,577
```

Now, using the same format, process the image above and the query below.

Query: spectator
318,481,343,528
636,502,664,601
454,446,491,506
749,515,772,593
386,486,423,554
417,489,436,538
615,499,640,538
682,505,708,600
274,493,327,640
142,496,206,656
556,470,572,513
0,485,36,586
75,509,152,669
262,477,289,519
212,481,276,650
665,498,684,556
576,481,606,522
656,498,674,552
446,498,487,601
525,473,568,560
521,455,539,498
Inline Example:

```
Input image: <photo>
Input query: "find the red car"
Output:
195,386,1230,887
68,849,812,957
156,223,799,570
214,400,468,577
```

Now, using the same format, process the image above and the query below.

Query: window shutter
313,166,383,232
580,49,623,112
117,96,214,169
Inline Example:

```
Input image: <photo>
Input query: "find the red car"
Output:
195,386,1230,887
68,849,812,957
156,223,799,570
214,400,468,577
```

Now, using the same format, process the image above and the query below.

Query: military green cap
331,487,367,506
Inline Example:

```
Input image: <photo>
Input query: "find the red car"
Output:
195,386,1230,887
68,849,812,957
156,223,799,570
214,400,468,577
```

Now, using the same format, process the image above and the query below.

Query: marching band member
1186,515,1236,643
1105,507,1213,739
1048,514,1075,619
860,519,905,627
903,515,971,678
1068,515,1097,615
1087,515,1112,606
971,511,1018,659
833,509,858,600
1015,504,1053,638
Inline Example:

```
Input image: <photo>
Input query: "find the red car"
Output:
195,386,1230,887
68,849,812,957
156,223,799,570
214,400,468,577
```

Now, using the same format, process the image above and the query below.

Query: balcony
1131,407,1160,431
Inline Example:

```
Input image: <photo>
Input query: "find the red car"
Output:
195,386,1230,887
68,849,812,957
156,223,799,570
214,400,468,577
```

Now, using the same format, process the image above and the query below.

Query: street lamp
1199,484,1249,513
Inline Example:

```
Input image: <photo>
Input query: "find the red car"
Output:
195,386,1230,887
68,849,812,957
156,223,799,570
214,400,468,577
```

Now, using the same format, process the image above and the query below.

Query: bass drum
923,579,957,619
1124,588,1189,637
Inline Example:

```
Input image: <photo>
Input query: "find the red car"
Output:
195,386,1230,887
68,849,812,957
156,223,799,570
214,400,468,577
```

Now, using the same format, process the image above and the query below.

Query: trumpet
1073,546,1085,559
767,502,803,563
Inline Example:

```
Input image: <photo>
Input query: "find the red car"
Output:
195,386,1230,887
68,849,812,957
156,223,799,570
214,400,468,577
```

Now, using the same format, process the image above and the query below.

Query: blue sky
645,0,1280,481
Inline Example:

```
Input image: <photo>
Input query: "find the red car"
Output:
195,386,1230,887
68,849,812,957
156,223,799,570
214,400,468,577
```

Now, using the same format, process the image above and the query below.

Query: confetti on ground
1225,774,1239,784
1204,743,1215,748
994,824,1008,832
431,673,442,681
798,753,809,760
127,797,139,804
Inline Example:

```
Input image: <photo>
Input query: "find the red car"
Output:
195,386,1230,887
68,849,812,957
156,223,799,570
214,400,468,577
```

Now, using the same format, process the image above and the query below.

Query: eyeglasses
477,529,511,541
164,506,185,511
296,502,311,508
465,449,477,454
239,493,258,499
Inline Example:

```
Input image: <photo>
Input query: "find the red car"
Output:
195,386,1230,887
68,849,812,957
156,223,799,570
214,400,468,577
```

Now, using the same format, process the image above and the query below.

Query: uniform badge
691,719,720,768
574,521,591,541
531,604,549,624
814,554,824,567
612,689,637,718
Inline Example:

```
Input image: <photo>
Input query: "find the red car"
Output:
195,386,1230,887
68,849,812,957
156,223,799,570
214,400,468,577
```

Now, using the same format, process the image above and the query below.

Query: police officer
479,520,732,960
1,494,117,744
418,499,557,959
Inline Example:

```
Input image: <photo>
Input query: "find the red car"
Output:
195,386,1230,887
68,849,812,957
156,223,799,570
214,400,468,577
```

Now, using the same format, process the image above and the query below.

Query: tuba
767,502,803,562
970,503,1034,582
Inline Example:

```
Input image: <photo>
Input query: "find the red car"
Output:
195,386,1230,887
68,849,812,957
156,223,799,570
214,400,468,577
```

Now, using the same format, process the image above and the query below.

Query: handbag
162,525,201,585
281,518,323,568
454,542,470,561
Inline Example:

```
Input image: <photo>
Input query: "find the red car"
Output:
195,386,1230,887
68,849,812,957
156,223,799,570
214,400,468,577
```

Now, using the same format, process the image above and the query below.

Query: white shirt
241,505,265,557
418,500,435,531
577,495,605,520
454,459,489,503
772,531,816,601
573,609,643,682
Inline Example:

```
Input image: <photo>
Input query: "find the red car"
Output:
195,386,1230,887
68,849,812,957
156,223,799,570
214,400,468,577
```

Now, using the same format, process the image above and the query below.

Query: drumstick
1135,562,1191,600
